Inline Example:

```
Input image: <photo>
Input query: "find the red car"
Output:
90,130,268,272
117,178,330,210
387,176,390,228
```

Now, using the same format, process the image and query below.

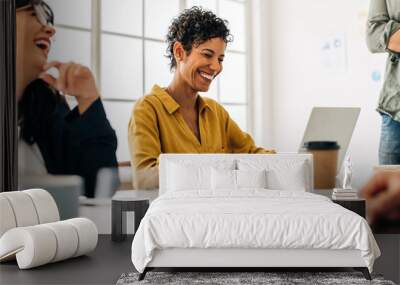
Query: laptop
299,107,361,172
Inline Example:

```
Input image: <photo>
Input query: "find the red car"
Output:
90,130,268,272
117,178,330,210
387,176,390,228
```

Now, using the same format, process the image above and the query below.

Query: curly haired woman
128,7,274,189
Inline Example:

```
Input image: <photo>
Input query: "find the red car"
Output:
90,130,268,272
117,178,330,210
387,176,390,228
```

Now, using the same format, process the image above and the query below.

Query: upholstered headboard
159,153,313,195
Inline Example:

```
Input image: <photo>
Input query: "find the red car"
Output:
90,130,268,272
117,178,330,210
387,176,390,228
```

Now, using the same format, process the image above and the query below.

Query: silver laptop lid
299,107,360,172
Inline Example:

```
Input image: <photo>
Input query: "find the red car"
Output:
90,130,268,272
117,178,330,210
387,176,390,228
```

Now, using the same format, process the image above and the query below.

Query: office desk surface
0,235,133,285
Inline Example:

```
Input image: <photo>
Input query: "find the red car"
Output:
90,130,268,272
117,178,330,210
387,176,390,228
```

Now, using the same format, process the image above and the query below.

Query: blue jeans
379,114,400,164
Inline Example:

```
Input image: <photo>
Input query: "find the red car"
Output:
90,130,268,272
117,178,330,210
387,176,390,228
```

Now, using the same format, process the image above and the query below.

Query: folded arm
366,0,400,53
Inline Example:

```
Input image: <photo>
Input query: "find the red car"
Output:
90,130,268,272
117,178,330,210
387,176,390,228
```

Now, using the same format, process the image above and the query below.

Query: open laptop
299,107,361,172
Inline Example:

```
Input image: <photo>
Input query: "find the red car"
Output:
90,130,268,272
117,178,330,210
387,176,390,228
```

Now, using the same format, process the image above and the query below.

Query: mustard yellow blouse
128,85,274,187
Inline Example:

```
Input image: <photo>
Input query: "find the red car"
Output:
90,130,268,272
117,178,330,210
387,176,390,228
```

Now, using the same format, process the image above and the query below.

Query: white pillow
237,169,267,189
238,159,309,191
211,169,268,190
166,159,236,192
211,168,236,190
167,162,211,191
266,163,307,191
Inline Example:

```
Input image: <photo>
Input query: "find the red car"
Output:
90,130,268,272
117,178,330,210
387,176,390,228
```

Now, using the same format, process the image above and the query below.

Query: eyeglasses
32,0,54,26
17,0,54,26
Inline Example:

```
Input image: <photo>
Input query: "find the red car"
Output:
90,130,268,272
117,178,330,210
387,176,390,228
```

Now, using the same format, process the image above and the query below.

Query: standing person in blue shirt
16,0,118,197
367,0,400,164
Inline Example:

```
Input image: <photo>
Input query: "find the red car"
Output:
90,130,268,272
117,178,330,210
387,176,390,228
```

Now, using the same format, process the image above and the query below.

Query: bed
131,154,380,281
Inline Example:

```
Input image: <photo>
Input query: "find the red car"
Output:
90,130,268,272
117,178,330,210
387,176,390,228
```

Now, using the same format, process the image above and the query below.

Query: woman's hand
39,61,100,114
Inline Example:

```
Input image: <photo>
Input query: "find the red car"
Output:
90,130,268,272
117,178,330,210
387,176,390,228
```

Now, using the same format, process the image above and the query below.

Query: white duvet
131,190,380,273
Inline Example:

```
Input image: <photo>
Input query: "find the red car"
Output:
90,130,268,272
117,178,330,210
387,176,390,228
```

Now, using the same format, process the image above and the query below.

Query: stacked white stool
0,189,98,269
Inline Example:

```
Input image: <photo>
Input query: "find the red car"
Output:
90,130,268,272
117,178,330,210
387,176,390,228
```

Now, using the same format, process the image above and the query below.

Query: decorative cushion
168,163,211,191
211,169,268,190
166,160,236,192
238,159,310,191
267,162,308,191
211,168,236,190
0,218,98,269
237,169,267,189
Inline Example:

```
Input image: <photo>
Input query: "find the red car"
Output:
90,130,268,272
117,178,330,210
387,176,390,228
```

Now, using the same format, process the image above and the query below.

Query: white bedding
131,190,380,273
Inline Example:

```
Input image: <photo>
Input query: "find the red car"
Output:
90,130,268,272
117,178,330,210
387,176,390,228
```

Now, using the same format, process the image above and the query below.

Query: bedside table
312,189,366,218
111,190,158,242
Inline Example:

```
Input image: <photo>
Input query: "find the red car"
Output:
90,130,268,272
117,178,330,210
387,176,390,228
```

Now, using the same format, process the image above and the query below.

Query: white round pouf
66,218,98,257
0,226,57,269
0,196,17,237
24,189,60,223
42,221,79,262
1,192,39,227
0,190,98,269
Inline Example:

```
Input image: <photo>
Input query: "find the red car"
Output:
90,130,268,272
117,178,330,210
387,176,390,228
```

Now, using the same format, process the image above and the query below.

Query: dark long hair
18,79,65,144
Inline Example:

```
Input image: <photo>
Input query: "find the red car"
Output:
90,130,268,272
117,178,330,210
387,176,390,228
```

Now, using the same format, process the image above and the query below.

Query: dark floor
0,235,134,285
1,234,399,285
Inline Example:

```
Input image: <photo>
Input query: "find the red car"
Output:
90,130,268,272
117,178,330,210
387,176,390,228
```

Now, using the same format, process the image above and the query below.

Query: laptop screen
299,107,360,172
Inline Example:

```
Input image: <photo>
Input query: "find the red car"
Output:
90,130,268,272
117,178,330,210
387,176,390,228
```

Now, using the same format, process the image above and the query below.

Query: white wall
261,0,387,189
250,0,274,147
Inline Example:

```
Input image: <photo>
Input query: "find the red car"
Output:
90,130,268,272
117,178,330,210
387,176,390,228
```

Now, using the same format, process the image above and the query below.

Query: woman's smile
198,70,215,82
34,37,51,57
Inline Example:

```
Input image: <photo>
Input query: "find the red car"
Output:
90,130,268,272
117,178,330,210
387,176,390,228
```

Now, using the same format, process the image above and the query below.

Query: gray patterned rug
116,272,396,285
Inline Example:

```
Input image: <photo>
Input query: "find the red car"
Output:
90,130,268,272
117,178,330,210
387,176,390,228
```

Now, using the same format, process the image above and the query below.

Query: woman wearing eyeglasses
17,0,118,198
